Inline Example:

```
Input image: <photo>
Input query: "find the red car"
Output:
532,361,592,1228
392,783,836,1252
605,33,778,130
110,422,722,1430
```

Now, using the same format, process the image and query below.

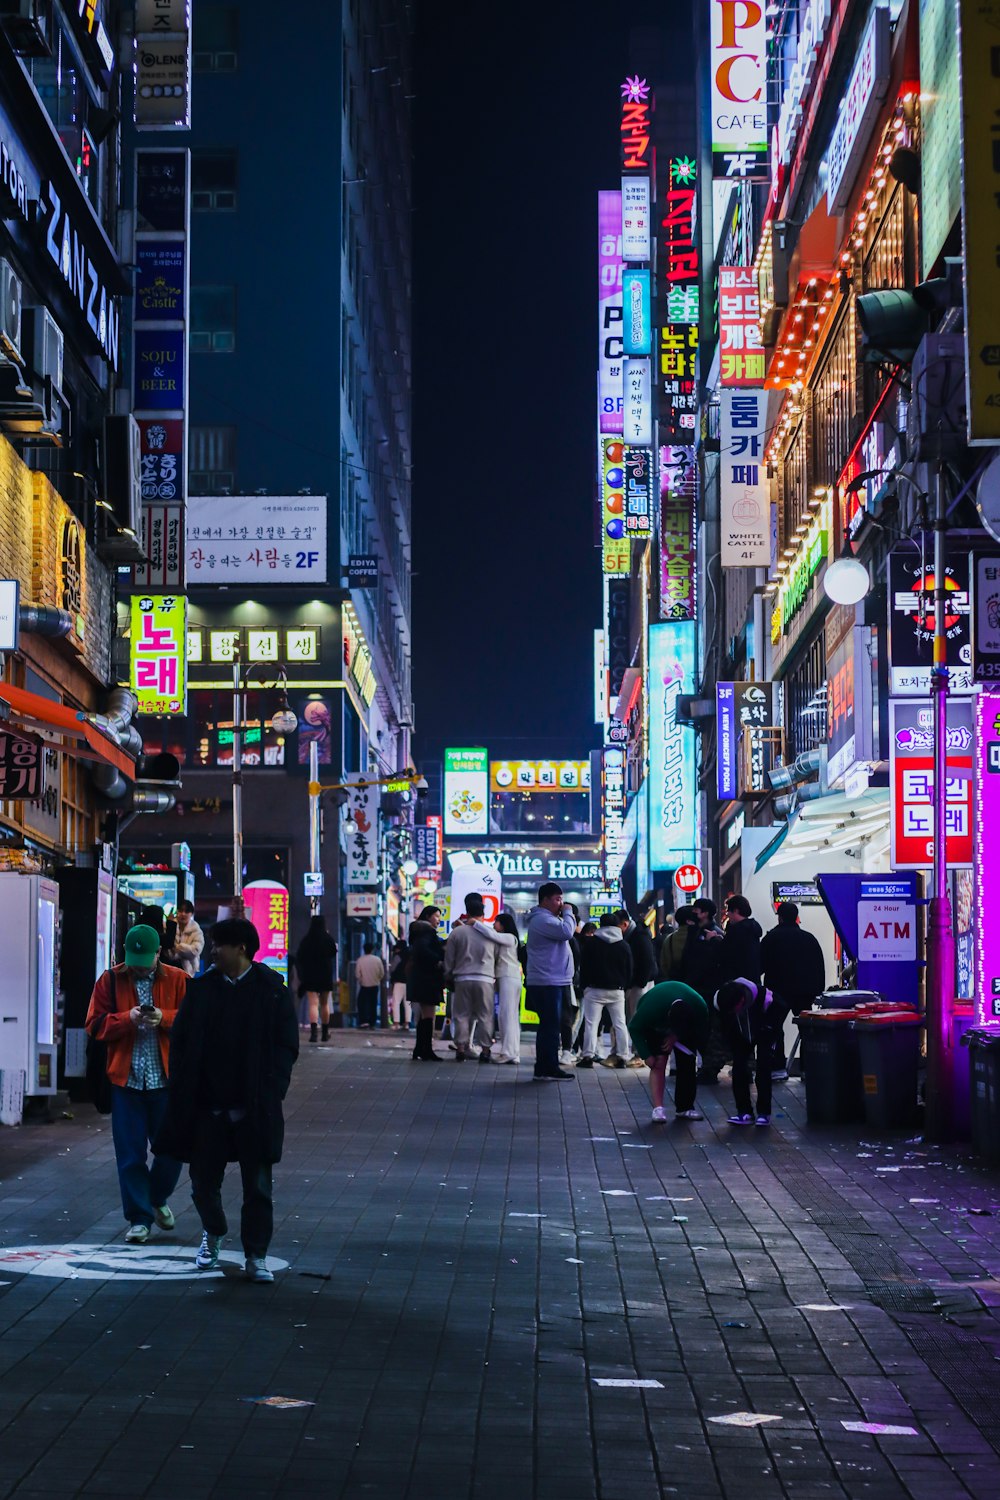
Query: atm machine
0,873,59,1098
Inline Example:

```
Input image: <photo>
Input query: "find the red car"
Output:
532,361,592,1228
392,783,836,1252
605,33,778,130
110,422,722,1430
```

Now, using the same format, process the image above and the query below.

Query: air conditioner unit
0,0,52,55
0,261,22,365
909,333,966,463
103,414,142,535
28,306,63,392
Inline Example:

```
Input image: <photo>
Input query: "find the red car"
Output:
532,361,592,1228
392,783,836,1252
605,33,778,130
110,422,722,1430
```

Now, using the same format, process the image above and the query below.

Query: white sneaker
153,1203,175,1231
244,1256,274,1283
196,1231,223,1269
124,1223,150,1244
651,1106,667,1122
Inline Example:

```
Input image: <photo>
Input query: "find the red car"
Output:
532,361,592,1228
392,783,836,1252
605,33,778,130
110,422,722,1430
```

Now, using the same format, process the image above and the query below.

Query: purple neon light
976,691,1000,1025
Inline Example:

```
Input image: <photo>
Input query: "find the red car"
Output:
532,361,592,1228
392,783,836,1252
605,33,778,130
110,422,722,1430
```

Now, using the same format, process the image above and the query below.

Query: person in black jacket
576,910,634,1068
157,917,299,1283
294,914,337,1043
698,894,762,1085
715,979,777,1125
625,913,657,1021
760,903,826,1077
406,911,445,1061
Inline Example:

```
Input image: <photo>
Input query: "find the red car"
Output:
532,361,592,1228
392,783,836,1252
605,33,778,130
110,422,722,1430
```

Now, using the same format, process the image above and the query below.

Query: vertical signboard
623,447,653,539
443,748,489,836
658,156,699,439
129,594,187,715
621,269,651,355
621,176,651,260
134,0,192,130
648,622,697,869
594,628,608,725
346,773,379,885
975,691,1000,1020
959,0,1000,441
709,0,768,179
601,745,627,883
720,389,769,566
619,76,653,171
824,5,890,215
601,438,629,575
888,551,972,694
623,357,652,446
719,266,765,386
598,191,624,435
243,880,289,981
889,698,974,868
660,445,696,620
715,682,777,799
973,553,1000,682
920,0,962,275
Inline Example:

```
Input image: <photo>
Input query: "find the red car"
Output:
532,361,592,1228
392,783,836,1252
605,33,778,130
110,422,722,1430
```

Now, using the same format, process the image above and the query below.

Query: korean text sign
719,266,765,386
346,774,379,885
658,157,698,439
960,0,1000,440
720,390,769,566
660,445,696,620
130,594,187,715
243,881,289,981
976,691,1000,1019
601,438,629,575
648,622,697,869
716,681,776,799
889,698,973,868
186,495,328,585
598,192,624,434
0,732,44,799
888,551,972,695
444,748,489,836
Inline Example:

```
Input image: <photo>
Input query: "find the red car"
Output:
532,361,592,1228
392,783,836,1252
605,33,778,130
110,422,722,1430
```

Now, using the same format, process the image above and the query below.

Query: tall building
123,0,415,964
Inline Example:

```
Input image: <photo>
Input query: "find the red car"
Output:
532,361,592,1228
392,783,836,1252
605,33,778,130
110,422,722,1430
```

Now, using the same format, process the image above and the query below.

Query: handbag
85,970,115,1116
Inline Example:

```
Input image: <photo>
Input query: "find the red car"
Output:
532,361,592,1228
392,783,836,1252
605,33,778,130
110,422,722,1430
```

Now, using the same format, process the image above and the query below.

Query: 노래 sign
889,698,974,869
648,621,697,869
130,594,187,715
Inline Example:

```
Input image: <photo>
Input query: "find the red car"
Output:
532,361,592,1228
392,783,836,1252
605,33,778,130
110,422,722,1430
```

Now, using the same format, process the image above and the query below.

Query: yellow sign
490,760,592,793
130,595,187,715
960,0,1000,441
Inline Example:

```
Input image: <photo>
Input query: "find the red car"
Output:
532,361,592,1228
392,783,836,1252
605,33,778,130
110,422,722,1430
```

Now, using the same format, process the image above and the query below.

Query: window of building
190,286,236,354
190,425,236,493
192,149,238,211
811,301,858,488
785,635,827,761
192,6,238,71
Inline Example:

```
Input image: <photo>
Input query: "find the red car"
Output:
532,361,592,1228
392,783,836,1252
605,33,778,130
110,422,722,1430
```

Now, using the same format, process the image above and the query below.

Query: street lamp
231,654,298,909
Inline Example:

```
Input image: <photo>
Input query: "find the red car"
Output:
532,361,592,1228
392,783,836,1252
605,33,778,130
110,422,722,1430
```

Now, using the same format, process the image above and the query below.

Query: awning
0,683,135,779
754,787,891,873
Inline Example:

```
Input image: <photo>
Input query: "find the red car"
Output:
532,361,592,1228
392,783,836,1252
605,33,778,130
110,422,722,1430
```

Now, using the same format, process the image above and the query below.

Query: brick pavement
0,1033,999,1498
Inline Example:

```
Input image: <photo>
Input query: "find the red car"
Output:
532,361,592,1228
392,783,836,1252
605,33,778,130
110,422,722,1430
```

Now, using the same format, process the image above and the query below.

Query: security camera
415,775,428,798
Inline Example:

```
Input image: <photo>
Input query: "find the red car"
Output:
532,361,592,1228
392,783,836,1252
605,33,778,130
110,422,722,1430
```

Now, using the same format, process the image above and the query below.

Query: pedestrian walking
714,979,776,1126
354,943,385,1029
157,917,299,1282
474,909,523,1064
294,913,337,1043
659,905,696,978
388,940,411,1029
760,903,826,1077
628,980,710,1122
525,881,577,1081
443,893,499,1062
163,900,205,977
407,910,445,1061
85,924,187,1244
576,910,634,1068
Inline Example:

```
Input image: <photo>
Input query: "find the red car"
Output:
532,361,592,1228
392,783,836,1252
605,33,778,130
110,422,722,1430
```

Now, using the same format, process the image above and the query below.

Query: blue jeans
527,985,562,1076
110,1085,182,1227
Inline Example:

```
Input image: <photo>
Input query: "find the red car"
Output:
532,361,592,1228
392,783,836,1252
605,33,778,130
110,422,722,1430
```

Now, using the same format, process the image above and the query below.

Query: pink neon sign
976,692,1000,1023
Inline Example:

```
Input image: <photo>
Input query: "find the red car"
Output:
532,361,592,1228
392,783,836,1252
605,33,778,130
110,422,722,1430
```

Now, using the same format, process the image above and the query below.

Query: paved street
1,1034,1000,1499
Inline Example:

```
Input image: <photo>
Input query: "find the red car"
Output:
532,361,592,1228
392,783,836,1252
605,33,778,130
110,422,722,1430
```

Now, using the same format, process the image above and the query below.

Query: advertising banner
138,418,183,502
619,77,652,171
719,266,765,386
623,357,652,446
346,774,379,886
0,731,45,800
136,148,188,232
976,691,1000,1019
137,503,184,589
889,698,974,868
621,175,651,260
450,863,502,924
623,447,654,539
658,156,699,439
888,550,972,694
135,240,185,320
186,495,327,585
444,748,489,836
605,578,631,698
709,0,768,179
720,389,769,567
135,34,192,131
601,746,627,882
490,760,591,792
920,0,962,275
133,328,185,412
243,881,289,980
648,622,697,869
960,0,1000,440
600,437,629,575
716,681,776,800
825,5,890,215
598,191,624,434
622,269,651,355
414,823,441,872
972,553,1000,683
129,593,187,715
660,445,696,620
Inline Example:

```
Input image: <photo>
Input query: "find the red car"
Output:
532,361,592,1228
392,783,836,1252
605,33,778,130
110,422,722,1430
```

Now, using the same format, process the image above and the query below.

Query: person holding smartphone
525,882,577,1081
85,924,187,1244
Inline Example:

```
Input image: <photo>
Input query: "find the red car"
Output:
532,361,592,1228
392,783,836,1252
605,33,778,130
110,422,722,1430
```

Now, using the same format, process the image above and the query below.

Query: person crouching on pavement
85,923,187,1245
156,917,299,1283
627,980,709,1122
715,978,775,1127
576,910,634,1068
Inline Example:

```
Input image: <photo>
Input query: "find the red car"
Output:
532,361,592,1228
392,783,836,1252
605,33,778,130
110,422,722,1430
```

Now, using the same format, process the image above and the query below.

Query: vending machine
0,874,60,1096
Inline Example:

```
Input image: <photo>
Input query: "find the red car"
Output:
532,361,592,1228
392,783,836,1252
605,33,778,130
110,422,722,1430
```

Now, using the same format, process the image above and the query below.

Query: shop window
190,287,236,354
811,302,858,488
192,149,238,211
786,635,827,761
190,425,236,493
188,688,286,769
192,6,238,71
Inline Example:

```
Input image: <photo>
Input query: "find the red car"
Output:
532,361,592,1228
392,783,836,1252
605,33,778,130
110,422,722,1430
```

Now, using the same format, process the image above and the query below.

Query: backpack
85,971,115,1116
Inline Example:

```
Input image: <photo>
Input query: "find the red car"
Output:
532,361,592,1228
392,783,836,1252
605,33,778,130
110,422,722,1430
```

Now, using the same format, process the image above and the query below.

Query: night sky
412,2,675,767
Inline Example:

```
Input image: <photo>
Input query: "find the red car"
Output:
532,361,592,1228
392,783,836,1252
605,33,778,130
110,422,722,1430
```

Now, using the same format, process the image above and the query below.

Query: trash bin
963,1027,1000,1164
816,989,883,1010
795,1010,865,1125
952,1006,975,1141
854,1013,923,1129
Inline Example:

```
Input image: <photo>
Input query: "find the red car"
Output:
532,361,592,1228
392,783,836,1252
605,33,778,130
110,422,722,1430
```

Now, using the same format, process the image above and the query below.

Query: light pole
925,466,955,1142
230,652,298,912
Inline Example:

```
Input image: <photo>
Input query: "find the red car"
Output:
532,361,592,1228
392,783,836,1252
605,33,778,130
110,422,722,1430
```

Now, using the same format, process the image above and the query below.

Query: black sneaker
534,1070,576,1081
576,1055,595,1069
478,1048,493,1064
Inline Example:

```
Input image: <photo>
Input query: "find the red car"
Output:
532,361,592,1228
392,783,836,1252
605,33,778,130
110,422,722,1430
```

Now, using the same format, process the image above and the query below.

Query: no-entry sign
674,864,704,893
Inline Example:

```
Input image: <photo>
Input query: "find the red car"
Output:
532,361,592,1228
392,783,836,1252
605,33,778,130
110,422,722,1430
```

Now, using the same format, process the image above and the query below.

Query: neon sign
976,692,1000,1021
648,621,697,869
620,80,652,172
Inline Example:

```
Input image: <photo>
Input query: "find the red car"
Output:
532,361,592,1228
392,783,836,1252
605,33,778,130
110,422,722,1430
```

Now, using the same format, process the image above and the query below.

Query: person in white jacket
474,910,523,1064
164,901,204,978
443,893,500,1061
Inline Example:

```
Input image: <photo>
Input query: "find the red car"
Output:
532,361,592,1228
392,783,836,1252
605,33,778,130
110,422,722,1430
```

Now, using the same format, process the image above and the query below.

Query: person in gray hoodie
576,910,634,1068
443,892,499,1062
525,881,577,1080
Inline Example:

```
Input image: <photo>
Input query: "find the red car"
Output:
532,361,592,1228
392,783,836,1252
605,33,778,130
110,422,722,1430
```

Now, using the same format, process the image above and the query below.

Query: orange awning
0,683,135,780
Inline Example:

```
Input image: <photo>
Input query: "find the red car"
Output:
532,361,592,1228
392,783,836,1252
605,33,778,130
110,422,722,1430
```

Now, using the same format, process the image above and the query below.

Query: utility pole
231,650,244,913
925,465,955,1141
308,739,321,914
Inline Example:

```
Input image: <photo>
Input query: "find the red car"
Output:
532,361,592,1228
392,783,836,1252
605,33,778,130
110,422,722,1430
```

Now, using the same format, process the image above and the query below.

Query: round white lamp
823,552,870,606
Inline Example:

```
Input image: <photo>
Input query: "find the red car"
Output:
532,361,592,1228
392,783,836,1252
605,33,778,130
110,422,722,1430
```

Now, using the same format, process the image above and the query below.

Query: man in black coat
760,902,826,1077
158,917,299,1282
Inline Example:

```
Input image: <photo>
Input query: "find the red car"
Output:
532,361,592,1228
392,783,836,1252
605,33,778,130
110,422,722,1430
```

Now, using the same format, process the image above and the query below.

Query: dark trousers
357,985,379,1027
189,1111,274,1257
110,1084,182,1227
673,1050,697,1112
560,987,577,1052
731,1037,773,1118
527,985,562,1076
769,991,808,1069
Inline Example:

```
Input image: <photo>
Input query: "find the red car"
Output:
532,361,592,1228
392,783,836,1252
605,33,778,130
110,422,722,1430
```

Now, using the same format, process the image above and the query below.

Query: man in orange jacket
85,924,187,1244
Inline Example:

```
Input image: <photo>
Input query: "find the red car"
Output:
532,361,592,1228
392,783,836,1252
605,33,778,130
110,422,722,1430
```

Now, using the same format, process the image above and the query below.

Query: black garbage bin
795,1010,865,1125
853,1012,923,1129
964,1027,1000,1164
